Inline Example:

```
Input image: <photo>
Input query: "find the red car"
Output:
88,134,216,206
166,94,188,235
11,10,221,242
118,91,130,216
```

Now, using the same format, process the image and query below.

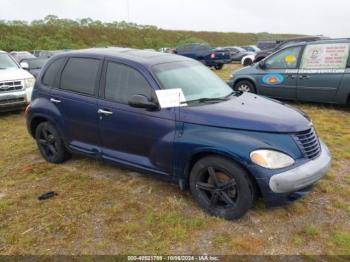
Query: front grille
0,80,24,93
0,97,25,105
293,128,321,159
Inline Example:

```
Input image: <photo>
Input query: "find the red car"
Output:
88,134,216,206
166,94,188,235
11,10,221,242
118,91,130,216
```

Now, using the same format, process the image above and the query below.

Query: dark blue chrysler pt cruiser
26,48,331,220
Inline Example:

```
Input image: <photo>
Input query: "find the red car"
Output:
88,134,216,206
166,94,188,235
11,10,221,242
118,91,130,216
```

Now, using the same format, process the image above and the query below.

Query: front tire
35,122,71,163
234,80,256,93
190,156,255,220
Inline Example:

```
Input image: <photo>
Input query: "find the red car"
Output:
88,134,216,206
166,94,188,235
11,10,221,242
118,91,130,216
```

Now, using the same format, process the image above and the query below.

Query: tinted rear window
60,58,100,95
42,58,66,87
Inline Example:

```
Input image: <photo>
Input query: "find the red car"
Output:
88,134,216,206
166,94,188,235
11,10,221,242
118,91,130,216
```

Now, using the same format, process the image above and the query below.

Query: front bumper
0,88,32,112
269,140,331,194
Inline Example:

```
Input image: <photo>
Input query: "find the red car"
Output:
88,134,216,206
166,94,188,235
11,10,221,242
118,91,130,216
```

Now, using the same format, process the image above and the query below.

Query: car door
98,60,176,175
50,56,102,155
230,48,241,61
297,43,349,103
256,45,303,99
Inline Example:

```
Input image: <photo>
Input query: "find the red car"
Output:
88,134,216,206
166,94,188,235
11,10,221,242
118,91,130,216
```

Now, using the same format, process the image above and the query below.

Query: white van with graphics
0,50,35,112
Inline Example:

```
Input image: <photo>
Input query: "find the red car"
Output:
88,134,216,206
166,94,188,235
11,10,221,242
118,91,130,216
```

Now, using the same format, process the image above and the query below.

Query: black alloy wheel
190,156,255,220
35,122,71,163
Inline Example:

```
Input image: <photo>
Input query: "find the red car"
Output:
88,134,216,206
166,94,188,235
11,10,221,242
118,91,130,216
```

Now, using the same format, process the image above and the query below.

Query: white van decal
301,43,349,70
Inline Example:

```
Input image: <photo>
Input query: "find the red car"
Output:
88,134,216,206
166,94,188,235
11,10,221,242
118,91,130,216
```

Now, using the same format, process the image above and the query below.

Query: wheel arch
241,56,253,65
183,150,261,197
233,77,257,92
29,115,50,137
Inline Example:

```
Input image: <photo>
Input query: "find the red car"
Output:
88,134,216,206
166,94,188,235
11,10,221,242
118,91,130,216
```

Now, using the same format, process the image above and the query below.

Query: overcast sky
0,0,349,37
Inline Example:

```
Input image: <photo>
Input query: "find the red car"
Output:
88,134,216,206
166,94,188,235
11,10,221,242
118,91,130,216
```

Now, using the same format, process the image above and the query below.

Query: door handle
50,98,61,103
97,109,113,115
299,75,310,80
286,74,296,80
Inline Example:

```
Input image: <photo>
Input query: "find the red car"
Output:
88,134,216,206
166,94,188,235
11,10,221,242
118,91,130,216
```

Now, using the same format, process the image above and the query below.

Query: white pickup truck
0,50,35,112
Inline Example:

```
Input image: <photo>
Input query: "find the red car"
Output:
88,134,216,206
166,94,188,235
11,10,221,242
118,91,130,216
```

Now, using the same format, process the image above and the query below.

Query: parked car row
240,36,329,66
159,43,262,70
174,43,231,70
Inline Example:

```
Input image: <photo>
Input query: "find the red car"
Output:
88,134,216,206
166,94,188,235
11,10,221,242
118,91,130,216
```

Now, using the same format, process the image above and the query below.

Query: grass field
0,64,349,255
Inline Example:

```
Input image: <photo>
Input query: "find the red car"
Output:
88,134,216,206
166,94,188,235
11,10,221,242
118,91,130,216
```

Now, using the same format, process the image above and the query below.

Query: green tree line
0,15,301,51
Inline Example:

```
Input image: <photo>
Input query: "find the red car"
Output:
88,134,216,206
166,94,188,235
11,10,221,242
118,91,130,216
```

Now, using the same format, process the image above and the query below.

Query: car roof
280,39,350,48
54,47,193,67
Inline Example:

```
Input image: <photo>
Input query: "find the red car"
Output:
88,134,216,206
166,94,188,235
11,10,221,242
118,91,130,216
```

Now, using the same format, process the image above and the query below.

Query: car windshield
152,61,233,103
25,58,48,69
0,53,19,69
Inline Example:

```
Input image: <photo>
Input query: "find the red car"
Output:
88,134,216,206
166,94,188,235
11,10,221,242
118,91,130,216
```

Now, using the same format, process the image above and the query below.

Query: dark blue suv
26,48,331,220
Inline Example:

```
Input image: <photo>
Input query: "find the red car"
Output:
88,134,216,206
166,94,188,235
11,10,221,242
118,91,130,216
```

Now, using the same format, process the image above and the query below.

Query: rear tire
35,122,71,163
234,80,256,93
190,156,255,220
243,58,253,66
214,64,224,70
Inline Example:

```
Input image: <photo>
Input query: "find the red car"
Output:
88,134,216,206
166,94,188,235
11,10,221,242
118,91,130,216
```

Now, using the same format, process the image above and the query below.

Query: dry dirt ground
0,64,349,255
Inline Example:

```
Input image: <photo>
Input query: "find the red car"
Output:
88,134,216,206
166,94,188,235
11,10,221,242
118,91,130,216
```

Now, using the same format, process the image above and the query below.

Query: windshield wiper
185,97,229,104
223,91,235,98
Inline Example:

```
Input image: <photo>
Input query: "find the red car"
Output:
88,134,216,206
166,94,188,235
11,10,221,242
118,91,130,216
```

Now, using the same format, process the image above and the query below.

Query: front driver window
105,62,154,104
265,46,302,69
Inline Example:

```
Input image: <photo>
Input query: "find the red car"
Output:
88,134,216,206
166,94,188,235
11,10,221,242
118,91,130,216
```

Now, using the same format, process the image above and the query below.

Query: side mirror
258,60,266,69
128,94,159,110
20,62,29,70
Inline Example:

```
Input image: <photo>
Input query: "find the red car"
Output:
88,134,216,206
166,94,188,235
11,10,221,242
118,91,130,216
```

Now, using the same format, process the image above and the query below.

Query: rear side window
105,62,153,104
60,58,100,95
42,58,65,87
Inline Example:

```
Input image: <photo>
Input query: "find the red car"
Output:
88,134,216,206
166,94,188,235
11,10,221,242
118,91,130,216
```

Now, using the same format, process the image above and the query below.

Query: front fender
173,123,302,182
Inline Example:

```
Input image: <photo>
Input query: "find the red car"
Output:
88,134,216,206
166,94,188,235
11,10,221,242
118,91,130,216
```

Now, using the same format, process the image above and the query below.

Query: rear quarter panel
334,68,350,104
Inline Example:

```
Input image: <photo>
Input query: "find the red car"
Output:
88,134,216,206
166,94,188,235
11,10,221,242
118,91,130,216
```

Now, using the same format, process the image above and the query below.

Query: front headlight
230,73,235,79
24,77,35,89
250,150,295,169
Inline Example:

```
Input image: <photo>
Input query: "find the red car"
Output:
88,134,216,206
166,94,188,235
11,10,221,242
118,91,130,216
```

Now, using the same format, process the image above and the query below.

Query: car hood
29,69,41,78
0,68,33,82
179,92,312,133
